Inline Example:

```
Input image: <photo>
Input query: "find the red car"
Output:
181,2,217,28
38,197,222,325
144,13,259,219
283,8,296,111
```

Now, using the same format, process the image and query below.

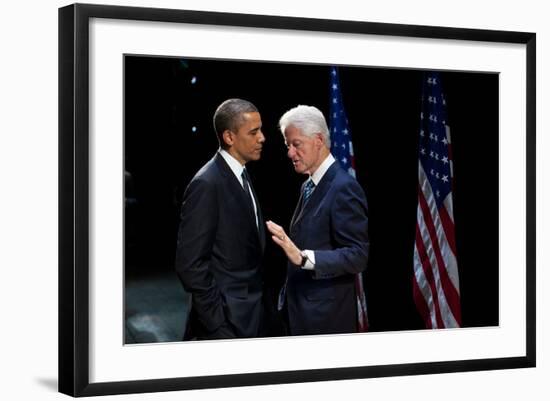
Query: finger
266,220,282,231
271,235,284,247
266,223,284,237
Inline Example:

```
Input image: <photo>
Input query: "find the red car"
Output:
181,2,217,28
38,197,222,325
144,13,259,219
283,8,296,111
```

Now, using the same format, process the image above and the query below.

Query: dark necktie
303,178,315,203
241,169,258,228
241,169,253,205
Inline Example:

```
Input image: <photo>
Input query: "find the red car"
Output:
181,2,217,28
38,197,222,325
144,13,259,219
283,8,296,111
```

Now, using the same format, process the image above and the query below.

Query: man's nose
287,146,295,159
258,130,266,143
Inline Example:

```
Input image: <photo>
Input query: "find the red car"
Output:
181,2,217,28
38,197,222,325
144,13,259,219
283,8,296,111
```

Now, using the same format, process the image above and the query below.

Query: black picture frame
59,3,536,397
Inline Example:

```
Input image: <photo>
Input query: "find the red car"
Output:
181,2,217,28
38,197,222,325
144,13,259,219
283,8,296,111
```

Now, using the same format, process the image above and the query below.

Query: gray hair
213,98,259,147
278,105,331,149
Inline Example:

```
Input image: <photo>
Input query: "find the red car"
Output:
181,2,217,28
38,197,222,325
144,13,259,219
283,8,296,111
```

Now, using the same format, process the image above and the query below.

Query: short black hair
213,98,258,148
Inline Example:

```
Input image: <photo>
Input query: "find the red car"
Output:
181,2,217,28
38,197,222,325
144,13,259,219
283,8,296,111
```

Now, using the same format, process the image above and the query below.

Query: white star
420,112,424,120
343,128,349,135
430,151,434,158
434,153,439,160
331,69,337,76
341,157,347,164
430,169,435,176
332,84,338,90
442,156,449,164
442,137,448,145
341,143,346,149
436,172,440,179
436,190,440,198
332,98,338,104
421,148,426,155
420,130,425,137
442,175,449,183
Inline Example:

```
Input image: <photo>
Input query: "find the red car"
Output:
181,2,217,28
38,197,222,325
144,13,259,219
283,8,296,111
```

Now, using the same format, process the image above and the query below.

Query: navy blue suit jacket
175,153,265,339
285,161,369,335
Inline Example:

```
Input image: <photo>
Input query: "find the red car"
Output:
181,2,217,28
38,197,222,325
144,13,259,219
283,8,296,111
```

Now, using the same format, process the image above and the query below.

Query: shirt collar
310,153,336,186
219,148,245,185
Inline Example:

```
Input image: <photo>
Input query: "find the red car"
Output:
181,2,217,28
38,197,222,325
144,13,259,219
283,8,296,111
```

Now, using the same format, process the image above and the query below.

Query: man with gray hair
176,98,266,340
266,104,369,335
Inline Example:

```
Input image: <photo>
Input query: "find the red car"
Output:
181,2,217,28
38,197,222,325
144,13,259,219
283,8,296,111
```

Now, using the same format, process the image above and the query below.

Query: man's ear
315,132,326,148
222,130,234,147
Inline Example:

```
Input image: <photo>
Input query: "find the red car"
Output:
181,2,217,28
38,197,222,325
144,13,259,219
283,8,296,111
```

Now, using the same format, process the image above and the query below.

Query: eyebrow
249,126,262,133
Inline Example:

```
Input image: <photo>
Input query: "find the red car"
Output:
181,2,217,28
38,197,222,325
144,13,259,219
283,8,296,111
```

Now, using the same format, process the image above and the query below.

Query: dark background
124,55,499,337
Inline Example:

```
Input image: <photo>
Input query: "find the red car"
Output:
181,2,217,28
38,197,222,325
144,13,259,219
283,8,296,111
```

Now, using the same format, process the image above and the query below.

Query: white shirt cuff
301,250,315,270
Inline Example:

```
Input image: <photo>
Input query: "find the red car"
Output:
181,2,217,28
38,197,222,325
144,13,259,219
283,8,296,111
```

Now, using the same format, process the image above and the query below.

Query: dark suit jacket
175,153,265,339
285,161,369,335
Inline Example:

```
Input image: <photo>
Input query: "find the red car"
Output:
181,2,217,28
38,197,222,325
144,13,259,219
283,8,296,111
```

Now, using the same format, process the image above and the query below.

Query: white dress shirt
219,149,259,228
301,154,336,270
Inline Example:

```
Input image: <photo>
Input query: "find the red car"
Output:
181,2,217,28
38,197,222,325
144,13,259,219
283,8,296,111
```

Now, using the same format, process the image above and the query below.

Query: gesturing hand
266,220,302,266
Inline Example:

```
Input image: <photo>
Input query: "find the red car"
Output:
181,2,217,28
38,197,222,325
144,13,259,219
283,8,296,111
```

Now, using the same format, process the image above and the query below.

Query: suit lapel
291,162,340,229
215,154,257,226
215,153,264,249
249,183,266,251
290,182,306,229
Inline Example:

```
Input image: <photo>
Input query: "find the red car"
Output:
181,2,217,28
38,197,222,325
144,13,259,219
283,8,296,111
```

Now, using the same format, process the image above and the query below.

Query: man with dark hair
176,98,266,340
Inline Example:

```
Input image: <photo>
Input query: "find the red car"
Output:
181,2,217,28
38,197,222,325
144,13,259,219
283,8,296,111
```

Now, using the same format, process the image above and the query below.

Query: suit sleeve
312,179,369,280
175,177,225,332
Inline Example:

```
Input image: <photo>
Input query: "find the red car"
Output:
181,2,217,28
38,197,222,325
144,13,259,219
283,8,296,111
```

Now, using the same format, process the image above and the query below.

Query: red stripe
447,142,453,162
355,274,368,332
418,189,462,326
412,257,433,329
415,222,445,328
439,203,457,256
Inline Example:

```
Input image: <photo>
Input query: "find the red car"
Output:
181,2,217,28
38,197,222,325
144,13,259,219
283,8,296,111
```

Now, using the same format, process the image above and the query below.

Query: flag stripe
412,260,434,328
416,184,458,328
355,274,367,331
438,203,457,256
417,187,460,327
418,164,461,293
414,224,445,328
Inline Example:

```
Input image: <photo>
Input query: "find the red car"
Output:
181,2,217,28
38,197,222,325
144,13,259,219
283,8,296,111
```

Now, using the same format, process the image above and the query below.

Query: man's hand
266,220,302,266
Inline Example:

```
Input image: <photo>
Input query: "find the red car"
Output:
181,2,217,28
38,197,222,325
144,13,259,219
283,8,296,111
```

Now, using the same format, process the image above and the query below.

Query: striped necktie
303,178,315,203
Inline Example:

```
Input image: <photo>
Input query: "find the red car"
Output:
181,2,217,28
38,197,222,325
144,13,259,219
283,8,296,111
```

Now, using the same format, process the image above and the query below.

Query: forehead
284,125,309,142
239,111,261,127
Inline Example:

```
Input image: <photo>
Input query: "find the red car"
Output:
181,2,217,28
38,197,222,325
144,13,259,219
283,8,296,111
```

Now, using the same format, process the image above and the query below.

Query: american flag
413,72,461,329
329,66,369,332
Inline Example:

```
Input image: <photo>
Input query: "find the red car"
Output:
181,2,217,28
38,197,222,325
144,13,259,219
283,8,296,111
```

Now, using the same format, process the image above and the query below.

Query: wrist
291,248,303,266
